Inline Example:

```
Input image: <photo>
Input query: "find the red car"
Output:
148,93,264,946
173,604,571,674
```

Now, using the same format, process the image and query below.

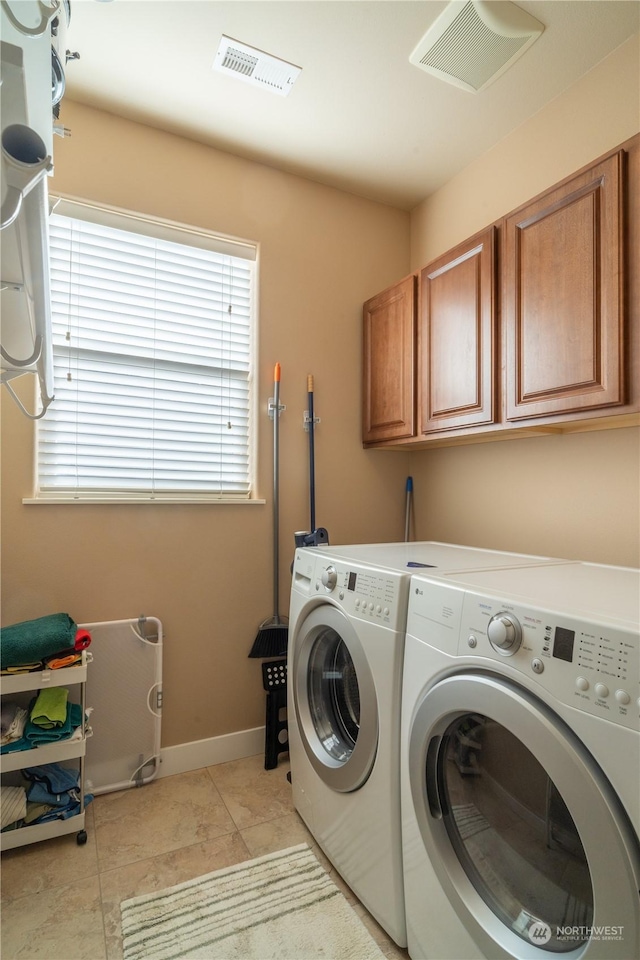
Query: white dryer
401,562,640,960
287,541,568,947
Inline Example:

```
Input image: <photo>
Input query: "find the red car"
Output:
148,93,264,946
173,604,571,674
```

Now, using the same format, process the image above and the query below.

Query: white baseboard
158,726,266,778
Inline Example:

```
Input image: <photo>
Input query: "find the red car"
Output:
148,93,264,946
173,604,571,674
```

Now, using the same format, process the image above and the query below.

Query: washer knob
321,565,337,591
487,613,522,655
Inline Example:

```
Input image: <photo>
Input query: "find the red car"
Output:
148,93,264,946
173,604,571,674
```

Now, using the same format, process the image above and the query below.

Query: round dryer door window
409,673,640,959
439,714,593,953
292,604,378,792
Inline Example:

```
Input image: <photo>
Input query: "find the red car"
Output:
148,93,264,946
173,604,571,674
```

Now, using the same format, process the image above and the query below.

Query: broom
249,362,289,658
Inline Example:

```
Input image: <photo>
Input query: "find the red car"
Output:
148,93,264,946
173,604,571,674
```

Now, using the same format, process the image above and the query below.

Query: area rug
121,843,387,960
452,803,492,840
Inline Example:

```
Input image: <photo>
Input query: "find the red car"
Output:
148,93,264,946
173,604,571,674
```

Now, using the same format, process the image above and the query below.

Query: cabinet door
419,227,496,434
503,152,624,421
362,275,416,443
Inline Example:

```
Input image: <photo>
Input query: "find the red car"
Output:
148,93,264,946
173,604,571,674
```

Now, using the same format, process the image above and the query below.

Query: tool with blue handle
404,475,413,542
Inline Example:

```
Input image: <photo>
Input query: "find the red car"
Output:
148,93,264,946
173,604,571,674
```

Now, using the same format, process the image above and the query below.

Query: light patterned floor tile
100,830,251,960
1,804,98,902
206,754,294,829
239,809,314,857
0,875,106,960
93,768,236,872
0,762,404,960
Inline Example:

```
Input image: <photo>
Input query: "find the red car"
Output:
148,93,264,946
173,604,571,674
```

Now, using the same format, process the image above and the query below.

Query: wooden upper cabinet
503,152,625,421
419,227,496,434
362,275,416,443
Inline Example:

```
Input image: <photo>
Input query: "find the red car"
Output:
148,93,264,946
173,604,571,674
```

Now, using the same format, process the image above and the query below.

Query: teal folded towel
2,702,84,753
30,688,68,729
26,702,83,744
0,735,29,754
1,613,76,669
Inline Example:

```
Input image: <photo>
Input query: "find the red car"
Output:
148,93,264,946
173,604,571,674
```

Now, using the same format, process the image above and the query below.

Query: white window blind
37,203,256,500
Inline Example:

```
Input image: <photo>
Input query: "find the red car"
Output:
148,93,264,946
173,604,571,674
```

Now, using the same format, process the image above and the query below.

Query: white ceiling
63,1,639,210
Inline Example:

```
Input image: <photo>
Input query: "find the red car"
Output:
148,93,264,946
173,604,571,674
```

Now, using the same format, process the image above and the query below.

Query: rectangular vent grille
222,46,259,78
410,1,543,93
214,36,301,96
421,2,527,89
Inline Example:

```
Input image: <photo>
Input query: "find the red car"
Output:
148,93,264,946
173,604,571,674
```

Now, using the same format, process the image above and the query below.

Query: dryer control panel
408,578,639,731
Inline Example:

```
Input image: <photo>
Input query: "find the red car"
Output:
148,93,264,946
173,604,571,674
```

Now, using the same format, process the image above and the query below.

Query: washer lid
440,562,640,628
314,540,566,575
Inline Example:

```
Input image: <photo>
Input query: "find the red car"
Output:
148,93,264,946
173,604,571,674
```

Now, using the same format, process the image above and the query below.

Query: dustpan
249,363,288,658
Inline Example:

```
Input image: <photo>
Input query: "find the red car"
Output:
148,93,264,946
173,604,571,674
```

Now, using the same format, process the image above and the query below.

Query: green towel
26,702,82,743
1,613,76,669
30,687,68,729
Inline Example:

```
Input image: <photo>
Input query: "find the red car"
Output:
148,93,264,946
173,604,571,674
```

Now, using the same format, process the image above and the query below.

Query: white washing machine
401,562,640,960
287,541,570,947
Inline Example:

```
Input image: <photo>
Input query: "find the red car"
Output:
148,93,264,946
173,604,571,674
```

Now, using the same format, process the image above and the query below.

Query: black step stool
262,658,288,770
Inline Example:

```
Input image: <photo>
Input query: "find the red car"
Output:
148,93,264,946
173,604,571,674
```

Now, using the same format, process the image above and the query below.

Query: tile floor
1,755,410,960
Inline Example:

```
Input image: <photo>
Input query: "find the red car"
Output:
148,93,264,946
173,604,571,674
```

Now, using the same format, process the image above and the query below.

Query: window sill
23,497,266,506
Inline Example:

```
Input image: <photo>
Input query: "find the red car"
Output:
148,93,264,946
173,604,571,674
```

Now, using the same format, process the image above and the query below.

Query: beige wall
410,35,640,269
1,101,411,746
410,428,639,566
3,36,639,754
408,35,640,567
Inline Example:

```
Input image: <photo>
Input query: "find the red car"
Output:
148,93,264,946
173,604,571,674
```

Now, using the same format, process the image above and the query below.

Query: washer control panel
407,578,639,731
311,558,406,630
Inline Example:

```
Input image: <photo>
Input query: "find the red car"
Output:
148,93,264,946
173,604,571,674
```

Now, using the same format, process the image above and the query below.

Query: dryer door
408,672,640,959
292,604,378,792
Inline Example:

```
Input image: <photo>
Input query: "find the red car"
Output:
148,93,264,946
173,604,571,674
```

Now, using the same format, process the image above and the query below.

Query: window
36,200,256,501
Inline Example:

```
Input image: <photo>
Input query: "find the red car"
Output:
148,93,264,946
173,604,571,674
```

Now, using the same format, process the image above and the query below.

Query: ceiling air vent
213,36,301,97
409,1,544,93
